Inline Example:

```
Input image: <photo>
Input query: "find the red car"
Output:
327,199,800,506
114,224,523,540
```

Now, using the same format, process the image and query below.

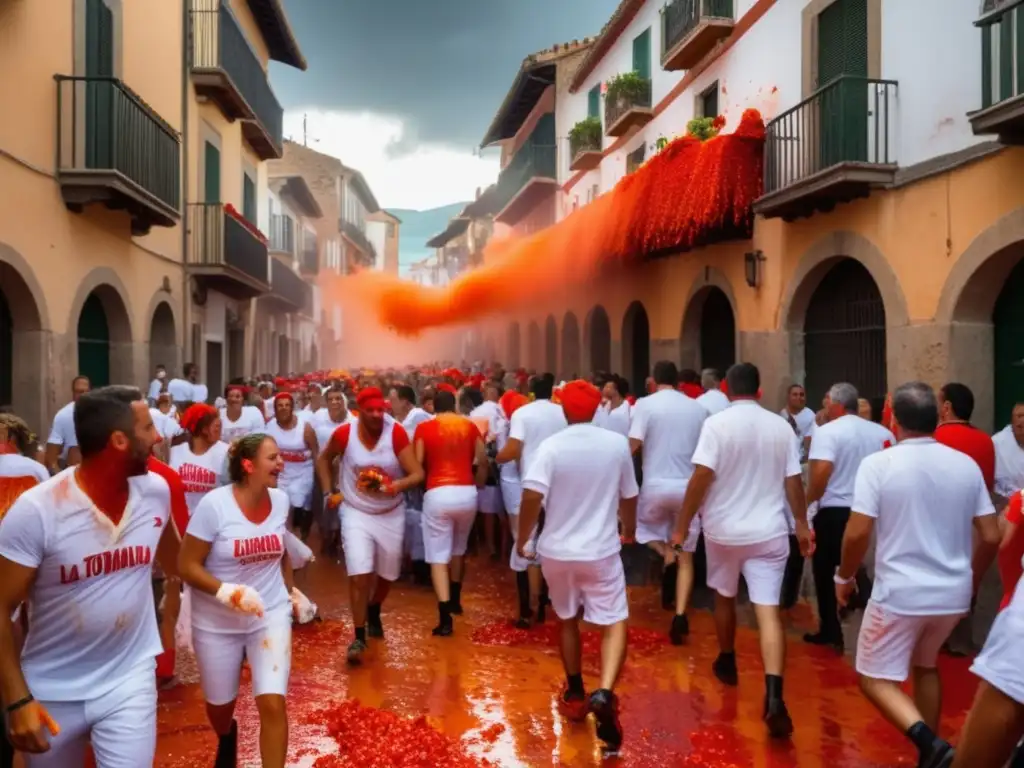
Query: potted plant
605,71,650,112
569,116,602,157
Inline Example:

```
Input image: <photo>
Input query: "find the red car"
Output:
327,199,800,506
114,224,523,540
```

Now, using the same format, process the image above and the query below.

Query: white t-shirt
692,400,802,546
166,378,195,404
313,408,351,454
508,399,568,478
523,424,638,561
149,408,182,442
469,401,502,437
0,468,170,700
781,406,817,443
219,406,266,443
0,454,50,488
147,378,164,402
696,388,730,415
46,401,76,459
192,383,209,404
852,437,995,615
185,484,290,633
170,442,230,515
595,401,631,437
994,427,1024,498
809,414,894,508
495,413,519,484
628,388,706,490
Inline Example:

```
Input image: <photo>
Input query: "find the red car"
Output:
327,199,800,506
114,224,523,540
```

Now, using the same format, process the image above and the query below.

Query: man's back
810,414,894,507
629,389,706,486
509,400,567,476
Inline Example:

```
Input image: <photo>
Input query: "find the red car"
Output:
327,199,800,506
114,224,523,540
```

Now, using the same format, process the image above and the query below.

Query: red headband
500,390,528,420
436,383,457,396
180,403,218,433
559,380,602,422
357,387,386,411
275,392,294,406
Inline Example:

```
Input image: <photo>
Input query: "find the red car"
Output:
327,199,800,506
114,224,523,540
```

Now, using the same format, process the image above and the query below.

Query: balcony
300,232,319,275
187,203,270,300
661,0,734,72
605,76,653,137
340,219,376,264
493,144,558,226
969,8,1024,143
266,257,311,313
55,76,180,235
755,76,899,221
269,213,295,257
569,117,603,172
190,0,284,160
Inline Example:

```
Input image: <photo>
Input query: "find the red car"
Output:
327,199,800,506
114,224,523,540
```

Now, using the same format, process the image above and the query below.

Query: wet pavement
155,553,980,767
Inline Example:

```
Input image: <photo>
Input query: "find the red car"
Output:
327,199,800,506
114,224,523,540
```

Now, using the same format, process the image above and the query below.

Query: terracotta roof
276,141,380,213
269,175,323,219
568,0,646,93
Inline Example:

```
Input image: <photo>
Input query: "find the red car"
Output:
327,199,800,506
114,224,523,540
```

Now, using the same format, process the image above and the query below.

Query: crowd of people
0,358,1021,767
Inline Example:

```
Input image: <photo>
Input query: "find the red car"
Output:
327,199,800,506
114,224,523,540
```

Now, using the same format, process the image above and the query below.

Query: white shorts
193,613,292,705
500,478,521,517
507,513,538,573
26,660,157,768
541,553,629,626
972,586,1024,703
422,485,478,564
855,600,963,682
478,485,504,515
637,484,698,548
705,535,789,605
404,506,425,561
340,503,405,581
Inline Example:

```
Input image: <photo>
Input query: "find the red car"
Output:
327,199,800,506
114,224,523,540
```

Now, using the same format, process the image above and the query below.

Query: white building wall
365,220,387,270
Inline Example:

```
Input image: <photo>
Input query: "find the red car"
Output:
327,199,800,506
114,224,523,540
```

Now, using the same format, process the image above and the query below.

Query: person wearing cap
317,387,424,665
517,379,638,757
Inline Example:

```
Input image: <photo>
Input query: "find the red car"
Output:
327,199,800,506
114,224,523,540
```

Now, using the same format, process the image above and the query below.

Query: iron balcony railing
763,76,899,195
190,0,283,154
569,131,601,161
662,0,734,60
605,79,652,130
340,219,376,261
187,203,270,284
301,232,319,273
494,144,557,212
55,75,181,212
269,213,295,255
270,258,311,311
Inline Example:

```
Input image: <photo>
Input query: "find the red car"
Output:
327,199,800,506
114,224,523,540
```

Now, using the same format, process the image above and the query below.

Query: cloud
283,110,500,211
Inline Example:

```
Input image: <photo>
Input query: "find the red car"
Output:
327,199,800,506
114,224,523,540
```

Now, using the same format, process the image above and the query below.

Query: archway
994,260,1024,429
621,301,650,395
680,283,736,375
586,305,611,374
148,301,177,376
77,293,112,387
0,292,11,406
70,272,134,390
544,315,557,375
561,312,581,380
527,321,542,371
0,249,47,428
803,259,886,407
507,322,521,369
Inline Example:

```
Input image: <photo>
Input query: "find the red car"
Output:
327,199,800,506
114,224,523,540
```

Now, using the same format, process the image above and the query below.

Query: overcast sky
271,0,620,210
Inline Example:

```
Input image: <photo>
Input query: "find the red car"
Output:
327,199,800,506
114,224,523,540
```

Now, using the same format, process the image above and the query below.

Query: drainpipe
180,0,191,374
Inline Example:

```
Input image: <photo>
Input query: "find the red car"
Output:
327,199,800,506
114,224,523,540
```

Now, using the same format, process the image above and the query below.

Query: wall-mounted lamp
744,250,765,288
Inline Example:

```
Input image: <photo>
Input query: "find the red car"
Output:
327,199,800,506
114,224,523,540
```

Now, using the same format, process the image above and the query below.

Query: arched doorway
680,284,736,374
527,321,542,371
586,305,611,374
561,312,581,379
621,301,650,395
544,316,557,375
78,293,112,387
508,322,521,369
0,292,11,406
74,280,133,390
804,259,886,406
149,300,176,375
994,258,1024,430
0,252,46,424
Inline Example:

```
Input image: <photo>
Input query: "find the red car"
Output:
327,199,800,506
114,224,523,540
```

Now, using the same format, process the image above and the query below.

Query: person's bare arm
785,475,814,556
495,437,522,465
474,437,488,488
315,440,340,497
628,438,643,456
303,423,319,457
66,446,82,467
415,438,425,468
0,559,35,706
619,496,638,541
972,514,1002,594
391,444,424,494
280,550,295,595
805,460,833,507
155,518,182,651
673,465,714,544
43,444,60,475
518,489,544,549
177,535,219,596
837,512,874,581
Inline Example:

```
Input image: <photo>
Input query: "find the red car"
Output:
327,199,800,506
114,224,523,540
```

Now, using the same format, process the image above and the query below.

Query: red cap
357,387,386,411
558,380,603,423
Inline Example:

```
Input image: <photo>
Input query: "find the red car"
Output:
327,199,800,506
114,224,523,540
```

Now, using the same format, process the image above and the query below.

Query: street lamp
744,250,765,288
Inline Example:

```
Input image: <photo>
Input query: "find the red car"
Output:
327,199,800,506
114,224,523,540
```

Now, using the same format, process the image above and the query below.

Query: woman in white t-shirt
179,433,299,768
266,393,318,541
171,404,231,516
220,385,266,444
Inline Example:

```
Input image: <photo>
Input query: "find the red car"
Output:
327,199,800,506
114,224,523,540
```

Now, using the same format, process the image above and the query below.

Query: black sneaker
919,741,955,768
432,620,454,637
450,601,464,616
346,638,367,665
367,618,384,639
588,689,623,756
214,719,238,768
713,653,738,686
669,614,689,646
763,698,793,739
514,613,533,630
803,632,843,651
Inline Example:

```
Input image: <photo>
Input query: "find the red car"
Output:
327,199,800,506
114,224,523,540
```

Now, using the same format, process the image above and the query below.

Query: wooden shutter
243,173,256,223
1001,9,1015,101
532,112,556,145
203,141,221,202
983,22,994,108
588,85,600,118
85,0,115,170
843,0,869,77
816,0,867,87
632,28,651,80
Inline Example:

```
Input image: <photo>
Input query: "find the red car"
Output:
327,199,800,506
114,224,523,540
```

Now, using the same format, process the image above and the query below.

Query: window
698,81,719,118
203,141,220,202
242,173,256,223
816,0,868,88
626,144,646,175
588,85,601,118
632,28,651,80
981,7,1024,108
79,0,121,78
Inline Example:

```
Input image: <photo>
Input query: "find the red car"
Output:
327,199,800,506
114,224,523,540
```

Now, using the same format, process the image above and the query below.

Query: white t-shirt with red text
0,468,170,700
219,406,266,444
185,484,290,634
170,441,230,516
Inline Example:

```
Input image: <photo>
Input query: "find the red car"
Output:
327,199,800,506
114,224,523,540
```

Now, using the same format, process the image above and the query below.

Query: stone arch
778,231,909,405
544,315,558,375
147,294,178,378
527,321,542,371
0,242,49,431
621,300,650,396
679,267,738,375
561,312,581,380
936,208,1024,431
507,322,521,369
584,305,611,375
69,268,134,389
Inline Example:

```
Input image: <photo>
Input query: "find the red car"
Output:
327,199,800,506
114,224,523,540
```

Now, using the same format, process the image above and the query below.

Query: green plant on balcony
686,115,726,141
605,71,649,109
569,116,602,156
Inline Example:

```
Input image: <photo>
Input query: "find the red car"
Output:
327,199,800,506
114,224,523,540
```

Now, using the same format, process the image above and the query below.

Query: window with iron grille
626,144,646,175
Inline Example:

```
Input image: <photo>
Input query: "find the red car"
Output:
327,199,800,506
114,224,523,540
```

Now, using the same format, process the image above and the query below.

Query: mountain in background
387,202,468,271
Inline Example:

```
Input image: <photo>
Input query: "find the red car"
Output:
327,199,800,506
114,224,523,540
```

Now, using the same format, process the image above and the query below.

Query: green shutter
817,0,867,87
1001,10,1015,101
203,141,220,202
77,293,111,388
243,174,256,222
588,85,600,118
1016,9,1024,98
632,28,651,80
702,85,719,117
983,23,994,108
85,0,115,170
994,257,1024,431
